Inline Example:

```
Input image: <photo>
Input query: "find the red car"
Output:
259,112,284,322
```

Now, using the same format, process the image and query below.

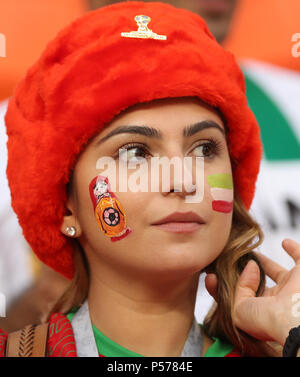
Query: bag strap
5,322,49,357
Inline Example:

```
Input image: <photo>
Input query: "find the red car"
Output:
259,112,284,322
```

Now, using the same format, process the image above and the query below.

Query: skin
62,97,233,356
233,240,300,351
2,0,238,338
0,0,238,338
206,241,300,355
88,0,239,43
6,3,300,352
62,97,300,356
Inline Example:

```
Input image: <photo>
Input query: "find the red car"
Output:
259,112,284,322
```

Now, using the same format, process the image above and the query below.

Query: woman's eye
118,144,150,163
192,139,222,158
116,139,222,162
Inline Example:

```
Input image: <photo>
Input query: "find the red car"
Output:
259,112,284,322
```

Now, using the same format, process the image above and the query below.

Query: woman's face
64,97,233,280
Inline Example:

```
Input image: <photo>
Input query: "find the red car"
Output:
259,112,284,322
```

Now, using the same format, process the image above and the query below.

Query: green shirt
67,310,235,357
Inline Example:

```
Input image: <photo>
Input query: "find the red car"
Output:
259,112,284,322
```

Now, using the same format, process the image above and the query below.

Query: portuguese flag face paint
207,173,234,213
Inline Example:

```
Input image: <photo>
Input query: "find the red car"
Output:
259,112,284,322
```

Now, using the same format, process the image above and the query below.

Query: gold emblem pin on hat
121,15,167,40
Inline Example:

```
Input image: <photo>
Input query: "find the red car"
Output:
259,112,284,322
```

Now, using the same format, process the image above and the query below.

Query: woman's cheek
89,175,132,242
207,173,234,214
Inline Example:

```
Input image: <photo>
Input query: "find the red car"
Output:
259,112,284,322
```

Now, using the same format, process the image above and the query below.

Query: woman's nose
160,154,205,203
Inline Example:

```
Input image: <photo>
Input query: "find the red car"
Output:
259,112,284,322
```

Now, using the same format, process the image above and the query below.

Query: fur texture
4,1,262,279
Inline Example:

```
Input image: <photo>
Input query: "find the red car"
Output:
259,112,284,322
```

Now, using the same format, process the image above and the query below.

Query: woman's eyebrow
96,125,160,145
183,120,225,138
96,120,225,146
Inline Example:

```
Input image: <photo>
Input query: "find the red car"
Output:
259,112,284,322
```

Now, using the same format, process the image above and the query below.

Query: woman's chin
139,250,211,275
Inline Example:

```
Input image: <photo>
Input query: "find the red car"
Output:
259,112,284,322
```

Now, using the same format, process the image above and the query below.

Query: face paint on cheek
89,175,132,242
207,173,234,213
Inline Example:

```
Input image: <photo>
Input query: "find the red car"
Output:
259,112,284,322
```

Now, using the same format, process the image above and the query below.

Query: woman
1,1,300,357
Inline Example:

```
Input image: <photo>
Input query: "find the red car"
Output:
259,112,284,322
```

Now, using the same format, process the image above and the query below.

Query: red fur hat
5,1,262,279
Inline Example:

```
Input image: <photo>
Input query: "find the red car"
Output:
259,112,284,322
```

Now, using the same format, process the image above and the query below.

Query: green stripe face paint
207,173,233,189
207,173,234,213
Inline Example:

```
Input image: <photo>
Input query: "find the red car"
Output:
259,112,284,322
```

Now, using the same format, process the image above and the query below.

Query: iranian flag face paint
207,173,234,214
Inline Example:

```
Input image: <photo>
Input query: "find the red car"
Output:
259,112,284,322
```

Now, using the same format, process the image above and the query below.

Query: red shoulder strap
0,328,8,357
0,313,77,358
47,313,77,357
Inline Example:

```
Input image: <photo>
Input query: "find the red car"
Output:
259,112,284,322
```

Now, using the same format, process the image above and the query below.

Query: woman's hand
205,238,300,347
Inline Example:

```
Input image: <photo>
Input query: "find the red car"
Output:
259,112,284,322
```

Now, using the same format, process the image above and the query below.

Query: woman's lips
151,211,205,233
152,221,204,233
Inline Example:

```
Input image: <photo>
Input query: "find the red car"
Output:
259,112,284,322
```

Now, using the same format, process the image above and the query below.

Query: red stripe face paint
212,200,233,213
207,173,234,214
89,175,131,242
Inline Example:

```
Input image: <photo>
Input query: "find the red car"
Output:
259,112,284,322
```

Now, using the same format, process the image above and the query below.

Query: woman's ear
60,197,82,238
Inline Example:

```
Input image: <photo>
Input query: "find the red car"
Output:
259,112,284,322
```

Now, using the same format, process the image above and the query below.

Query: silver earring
66,226,76,237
